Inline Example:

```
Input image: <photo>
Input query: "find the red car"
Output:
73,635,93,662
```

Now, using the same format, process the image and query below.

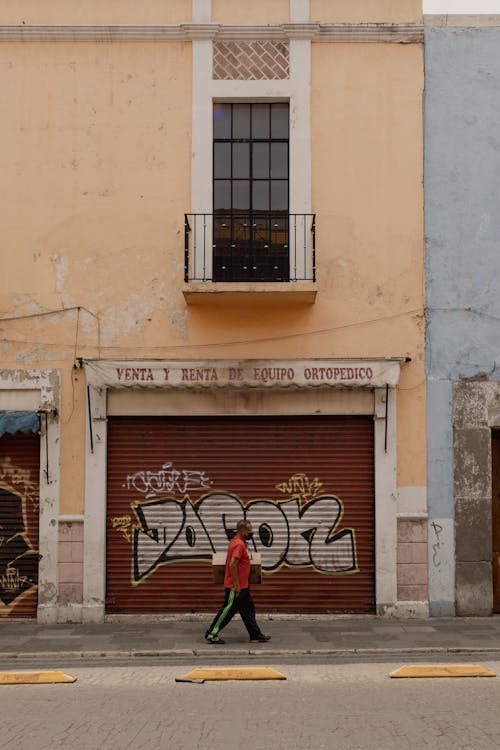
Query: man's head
236,519,253,540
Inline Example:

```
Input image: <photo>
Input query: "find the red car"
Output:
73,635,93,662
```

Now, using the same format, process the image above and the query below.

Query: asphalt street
2,660,500,750
3,616,500,749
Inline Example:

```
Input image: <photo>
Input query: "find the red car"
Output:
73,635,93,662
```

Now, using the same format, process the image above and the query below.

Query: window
213,102,289,282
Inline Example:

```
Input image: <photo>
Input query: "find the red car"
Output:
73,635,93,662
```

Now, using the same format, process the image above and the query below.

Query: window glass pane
233,180,250,211
253,181,269,211
213,103,231,139
214,143,231,179
233,104,251,138
270,180,288,211
214,180,231,211
233,143,249,179
270,143,288,179
253,143,269,179
233,218,251,242
271,103,289,138
252,104,270,139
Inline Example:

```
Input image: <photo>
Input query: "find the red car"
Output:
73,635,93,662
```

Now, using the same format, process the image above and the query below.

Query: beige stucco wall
0,40,191,514
212,0,290,24
0,0,422,25
0,0,191,24
311,0,422,23
0,31,425,513
311,42,425,488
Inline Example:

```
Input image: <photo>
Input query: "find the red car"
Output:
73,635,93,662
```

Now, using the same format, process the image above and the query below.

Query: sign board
83,359,403,390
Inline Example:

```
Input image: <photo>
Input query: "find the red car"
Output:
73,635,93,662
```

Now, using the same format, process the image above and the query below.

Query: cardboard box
212,552,262,585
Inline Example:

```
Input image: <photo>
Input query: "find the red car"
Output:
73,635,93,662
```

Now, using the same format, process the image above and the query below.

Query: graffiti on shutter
111,462,358,585
0,457,40,614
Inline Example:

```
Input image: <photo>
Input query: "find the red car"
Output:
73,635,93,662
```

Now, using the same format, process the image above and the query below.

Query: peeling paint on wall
168,307,187,337
426,27,500,616
49,254,69,305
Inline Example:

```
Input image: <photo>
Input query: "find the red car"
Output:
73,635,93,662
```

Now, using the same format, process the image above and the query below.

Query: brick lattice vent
213,41,290,80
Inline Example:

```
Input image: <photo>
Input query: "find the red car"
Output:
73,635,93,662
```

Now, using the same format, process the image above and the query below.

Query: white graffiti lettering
131,491,357,583
124,462,211,499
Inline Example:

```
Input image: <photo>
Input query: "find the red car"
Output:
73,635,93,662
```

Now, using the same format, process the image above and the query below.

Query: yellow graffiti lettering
275,473,323,503
0,566,21,593
111,515,136,543
0,457,39,511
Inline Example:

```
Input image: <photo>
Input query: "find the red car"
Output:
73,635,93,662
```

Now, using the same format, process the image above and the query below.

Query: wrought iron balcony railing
184,213,316,283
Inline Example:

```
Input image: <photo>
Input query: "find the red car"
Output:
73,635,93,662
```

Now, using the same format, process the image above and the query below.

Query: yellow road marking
0,671,76,685
389,664,496,679
180,667,286,681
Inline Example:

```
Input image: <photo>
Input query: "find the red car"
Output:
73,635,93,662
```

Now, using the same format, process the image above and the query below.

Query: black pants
205,587,262,640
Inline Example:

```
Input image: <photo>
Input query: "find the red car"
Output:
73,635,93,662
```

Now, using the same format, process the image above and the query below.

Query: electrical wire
0,305,98,323
0,307,423,351
0,304,101,358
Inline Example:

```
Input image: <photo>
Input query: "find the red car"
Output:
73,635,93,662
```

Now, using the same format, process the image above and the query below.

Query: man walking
205,519,271,644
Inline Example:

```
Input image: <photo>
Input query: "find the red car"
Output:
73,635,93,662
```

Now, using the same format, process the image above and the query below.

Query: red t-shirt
224,536,250,589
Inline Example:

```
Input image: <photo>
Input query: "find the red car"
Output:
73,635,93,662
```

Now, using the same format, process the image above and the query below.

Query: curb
2,646,500,660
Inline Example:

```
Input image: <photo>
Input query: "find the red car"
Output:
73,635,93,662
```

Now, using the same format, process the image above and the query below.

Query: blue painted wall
425,26,500,615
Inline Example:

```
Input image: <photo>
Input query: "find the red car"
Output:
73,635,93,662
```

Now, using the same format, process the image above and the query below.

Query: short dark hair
236,519,250,533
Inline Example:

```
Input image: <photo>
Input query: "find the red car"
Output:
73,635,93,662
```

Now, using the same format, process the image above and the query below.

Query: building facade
425,15,500,617
0,0,425,622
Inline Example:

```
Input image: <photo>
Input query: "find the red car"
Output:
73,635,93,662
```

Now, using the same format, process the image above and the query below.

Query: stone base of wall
397,519,428,602
379,601,429,618
58,520,83,622
453,381,499,616
55,518,434,621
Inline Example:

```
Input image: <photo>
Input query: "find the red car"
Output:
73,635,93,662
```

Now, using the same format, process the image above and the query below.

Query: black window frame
212,102,290,282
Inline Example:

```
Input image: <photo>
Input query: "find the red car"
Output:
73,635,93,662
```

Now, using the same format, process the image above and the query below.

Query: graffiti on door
123,461,212,499
275,472,324,503
112,462,359,584
130,491,357,584
0,456,38,512
0,486,40,612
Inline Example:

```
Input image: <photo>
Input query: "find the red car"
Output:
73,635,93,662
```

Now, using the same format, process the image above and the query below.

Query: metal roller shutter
0,433,40,618
106,415,375,613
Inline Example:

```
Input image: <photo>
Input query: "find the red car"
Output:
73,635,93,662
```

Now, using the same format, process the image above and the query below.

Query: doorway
492,431,500,612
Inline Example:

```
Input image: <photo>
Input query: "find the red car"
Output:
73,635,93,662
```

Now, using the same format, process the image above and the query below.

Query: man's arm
229,555,241,594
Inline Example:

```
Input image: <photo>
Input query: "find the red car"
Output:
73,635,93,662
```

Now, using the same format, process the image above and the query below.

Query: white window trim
190,3,312,283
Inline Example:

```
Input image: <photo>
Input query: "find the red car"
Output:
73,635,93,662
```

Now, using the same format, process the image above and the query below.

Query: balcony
183,212,317,305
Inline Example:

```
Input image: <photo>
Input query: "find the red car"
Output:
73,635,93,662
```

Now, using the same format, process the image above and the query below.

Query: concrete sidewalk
2,616,500,659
